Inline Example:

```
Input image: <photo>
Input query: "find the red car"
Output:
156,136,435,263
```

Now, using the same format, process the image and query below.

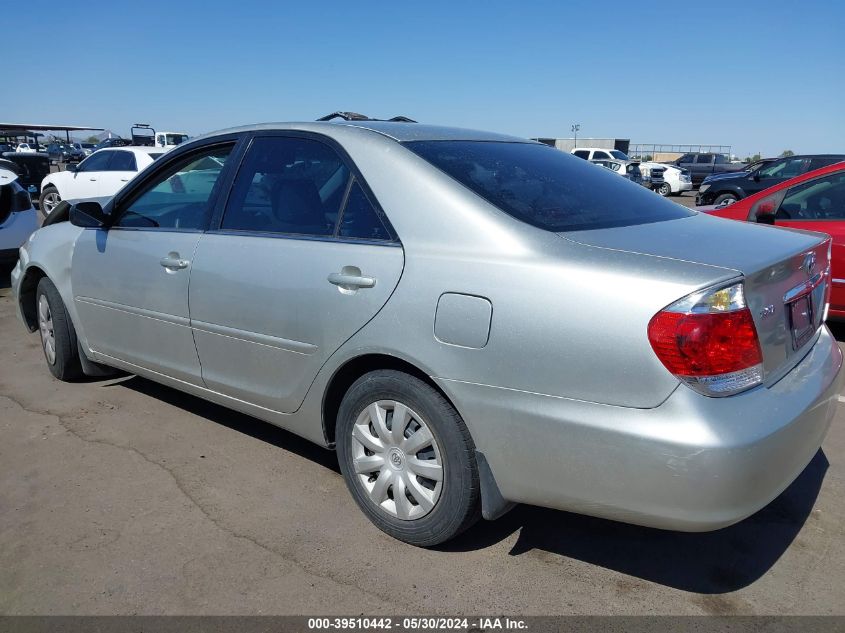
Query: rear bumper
437,326,843,531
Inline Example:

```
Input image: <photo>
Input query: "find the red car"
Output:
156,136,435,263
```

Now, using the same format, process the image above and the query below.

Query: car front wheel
39,186,61,219
336,369,480,546
713,192,738,207
36,277,82,381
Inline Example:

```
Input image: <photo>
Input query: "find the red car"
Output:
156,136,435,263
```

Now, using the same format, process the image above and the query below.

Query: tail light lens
648,282,763,396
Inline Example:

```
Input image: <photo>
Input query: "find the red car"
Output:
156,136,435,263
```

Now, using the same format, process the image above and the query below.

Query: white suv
39,147,162,216
571,148,692,196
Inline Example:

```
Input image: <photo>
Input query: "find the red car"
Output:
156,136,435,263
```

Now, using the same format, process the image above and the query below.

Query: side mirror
754,197,777,225
69,201,109,228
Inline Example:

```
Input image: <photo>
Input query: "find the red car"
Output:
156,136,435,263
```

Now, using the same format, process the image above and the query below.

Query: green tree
780,149,795,157
85,135,100,144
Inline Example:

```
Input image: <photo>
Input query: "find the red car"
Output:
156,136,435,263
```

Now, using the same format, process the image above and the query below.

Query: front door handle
160,254,190,270
328,270,375,290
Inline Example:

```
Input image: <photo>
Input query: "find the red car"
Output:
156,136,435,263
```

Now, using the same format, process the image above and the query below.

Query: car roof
192,121,531,144
95,146,161,154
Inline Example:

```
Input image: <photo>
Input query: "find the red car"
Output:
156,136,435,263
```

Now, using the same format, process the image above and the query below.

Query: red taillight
648,282,764,396
648,309,762,376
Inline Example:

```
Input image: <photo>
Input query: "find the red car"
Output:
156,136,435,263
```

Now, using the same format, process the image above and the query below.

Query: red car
704,161,845,318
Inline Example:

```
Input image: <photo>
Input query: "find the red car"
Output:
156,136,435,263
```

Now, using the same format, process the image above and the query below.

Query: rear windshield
405,141,693,232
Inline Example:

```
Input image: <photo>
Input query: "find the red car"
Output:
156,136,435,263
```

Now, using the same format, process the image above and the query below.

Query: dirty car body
11,121,843,543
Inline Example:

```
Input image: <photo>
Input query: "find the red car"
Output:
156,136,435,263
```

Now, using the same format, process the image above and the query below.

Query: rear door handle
328,272,375,289
160,254,190,270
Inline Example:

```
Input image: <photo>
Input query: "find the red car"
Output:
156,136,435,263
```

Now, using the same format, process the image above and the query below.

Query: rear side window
695,154,714,164
338,180,390,240
222,136,349,236
405,141,693,232
592,150,611,160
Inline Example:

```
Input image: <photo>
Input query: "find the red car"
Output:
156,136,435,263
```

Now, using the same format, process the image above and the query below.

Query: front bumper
697,189,717,206
437,326,843,531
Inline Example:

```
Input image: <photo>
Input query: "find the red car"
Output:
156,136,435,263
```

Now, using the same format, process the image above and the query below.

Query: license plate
789,294,814,350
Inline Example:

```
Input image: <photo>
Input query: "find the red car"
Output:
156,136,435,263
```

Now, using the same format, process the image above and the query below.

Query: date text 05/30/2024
307,617,528,630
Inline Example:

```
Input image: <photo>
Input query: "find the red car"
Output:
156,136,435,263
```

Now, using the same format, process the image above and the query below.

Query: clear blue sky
7,0,844,157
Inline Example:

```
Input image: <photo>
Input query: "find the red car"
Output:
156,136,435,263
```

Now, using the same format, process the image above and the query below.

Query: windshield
405,141,693,232
610,150,629,160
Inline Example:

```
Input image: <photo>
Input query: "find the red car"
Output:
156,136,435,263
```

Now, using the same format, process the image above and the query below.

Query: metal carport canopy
0,123,104,142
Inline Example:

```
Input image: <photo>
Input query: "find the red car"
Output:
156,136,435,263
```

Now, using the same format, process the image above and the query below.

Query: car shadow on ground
112,375,341,475
110,374,827,595
441,450,828,594
0,262,14,290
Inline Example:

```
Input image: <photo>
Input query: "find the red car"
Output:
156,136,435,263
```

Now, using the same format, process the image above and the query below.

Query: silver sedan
11,120,843,546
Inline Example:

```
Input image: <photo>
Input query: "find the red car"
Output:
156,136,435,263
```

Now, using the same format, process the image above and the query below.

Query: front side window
107,151,137,171
714,154,729,164
572,150,590,160
759,157,808,179
77,151,113,172
678,154,695,163
222,136,349,236
115,144,232,230
406,141,692,232
777,172,845,220
609,150,629,160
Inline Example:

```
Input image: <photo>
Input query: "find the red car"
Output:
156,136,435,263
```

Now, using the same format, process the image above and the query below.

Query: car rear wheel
39,186,61,218
336,369,480,546
36,278,82,381
714,193,738,207
656,182,672,197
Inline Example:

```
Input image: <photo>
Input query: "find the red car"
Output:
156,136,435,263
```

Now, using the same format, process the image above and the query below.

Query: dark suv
45,142,85,164
696,154,845,206
671,153,747,186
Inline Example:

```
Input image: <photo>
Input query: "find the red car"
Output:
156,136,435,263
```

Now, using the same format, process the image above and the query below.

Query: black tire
336,369,481,546
39,185,61,220
35,277,82,381
713,192,738,206
656,182,672,197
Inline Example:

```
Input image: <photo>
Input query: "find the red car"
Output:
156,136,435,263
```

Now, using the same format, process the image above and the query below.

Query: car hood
557,211,823,275
702,169,750,184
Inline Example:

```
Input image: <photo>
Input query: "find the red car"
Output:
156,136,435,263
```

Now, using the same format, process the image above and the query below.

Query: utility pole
571,123,580,148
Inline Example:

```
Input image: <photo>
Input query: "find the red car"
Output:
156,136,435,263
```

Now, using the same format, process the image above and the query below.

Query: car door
771,170,845,312
692,153,714,185
188,134,404,413
95,149,138,202
71,140,238,383
65,150,114,201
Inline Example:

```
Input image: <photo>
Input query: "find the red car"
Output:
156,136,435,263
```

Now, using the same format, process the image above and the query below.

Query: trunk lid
559,213,831,385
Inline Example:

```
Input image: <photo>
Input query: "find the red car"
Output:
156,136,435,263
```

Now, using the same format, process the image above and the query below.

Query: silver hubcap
42,192,61,214
38,295,56,365
351,400,443,520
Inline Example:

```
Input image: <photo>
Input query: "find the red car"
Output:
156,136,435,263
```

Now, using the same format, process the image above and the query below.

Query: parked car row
38,146,163,217
9,119,843,548
572,147,692,196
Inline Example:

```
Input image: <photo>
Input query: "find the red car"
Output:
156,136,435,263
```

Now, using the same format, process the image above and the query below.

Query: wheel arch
18,265,48,332
321,353,451,448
